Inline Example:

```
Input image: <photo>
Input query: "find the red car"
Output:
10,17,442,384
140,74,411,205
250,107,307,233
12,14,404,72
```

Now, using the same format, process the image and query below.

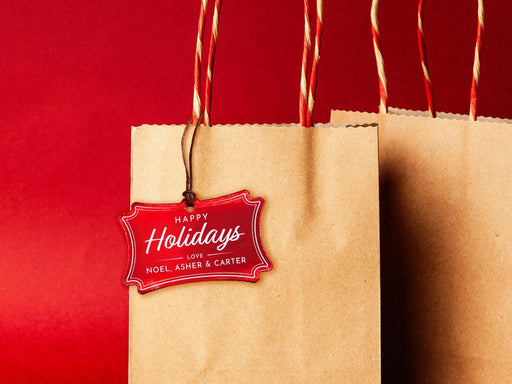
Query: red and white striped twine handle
192,0,207,125
418,0,484,119
370,0,388,114
418,0,436,118
372,0,484,120
470,0,484,121
299,0,311,127
204,0,222,126
192,0,222,126
306,0,324,127
300,0,323,127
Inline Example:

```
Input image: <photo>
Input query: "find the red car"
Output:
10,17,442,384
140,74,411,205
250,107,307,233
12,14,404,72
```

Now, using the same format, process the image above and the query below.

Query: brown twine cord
181,112,203,208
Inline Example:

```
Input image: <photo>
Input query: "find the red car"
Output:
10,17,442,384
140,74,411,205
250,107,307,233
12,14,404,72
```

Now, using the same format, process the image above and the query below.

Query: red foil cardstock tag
119,190,272,293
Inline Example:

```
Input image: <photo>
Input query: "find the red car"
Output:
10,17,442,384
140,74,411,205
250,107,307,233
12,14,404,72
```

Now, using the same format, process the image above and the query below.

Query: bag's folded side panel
129,124,381,383
332,110,512,383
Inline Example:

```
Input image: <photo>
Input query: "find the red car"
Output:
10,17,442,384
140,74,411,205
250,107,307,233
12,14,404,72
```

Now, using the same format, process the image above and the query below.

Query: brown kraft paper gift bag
332,2,512,383
126,2,380,383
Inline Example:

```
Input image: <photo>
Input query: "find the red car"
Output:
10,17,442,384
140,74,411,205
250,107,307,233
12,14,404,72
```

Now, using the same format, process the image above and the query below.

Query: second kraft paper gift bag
331,2,512,382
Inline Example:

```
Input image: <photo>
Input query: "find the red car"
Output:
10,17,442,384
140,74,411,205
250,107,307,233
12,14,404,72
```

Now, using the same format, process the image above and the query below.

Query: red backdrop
1,1,510,383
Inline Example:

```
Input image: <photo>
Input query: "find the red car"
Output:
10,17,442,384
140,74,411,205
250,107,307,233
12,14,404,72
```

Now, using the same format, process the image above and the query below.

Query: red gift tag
119,190,272,293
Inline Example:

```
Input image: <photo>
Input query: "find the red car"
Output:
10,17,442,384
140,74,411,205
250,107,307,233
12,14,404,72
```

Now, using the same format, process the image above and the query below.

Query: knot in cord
182,190,196,208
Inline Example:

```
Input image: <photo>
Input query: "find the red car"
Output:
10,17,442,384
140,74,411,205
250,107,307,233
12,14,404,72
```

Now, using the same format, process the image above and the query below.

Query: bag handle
191,0,324,127
300,0,324,127
181,0,221,207
192,0,222,127
370,0,388,114
417,0,435,117
371,0,484,121
469,0,484,121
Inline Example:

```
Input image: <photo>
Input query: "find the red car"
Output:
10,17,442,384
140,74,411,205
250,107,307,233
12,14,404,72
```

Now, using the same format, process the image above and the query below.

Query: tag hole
186,205,195,213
